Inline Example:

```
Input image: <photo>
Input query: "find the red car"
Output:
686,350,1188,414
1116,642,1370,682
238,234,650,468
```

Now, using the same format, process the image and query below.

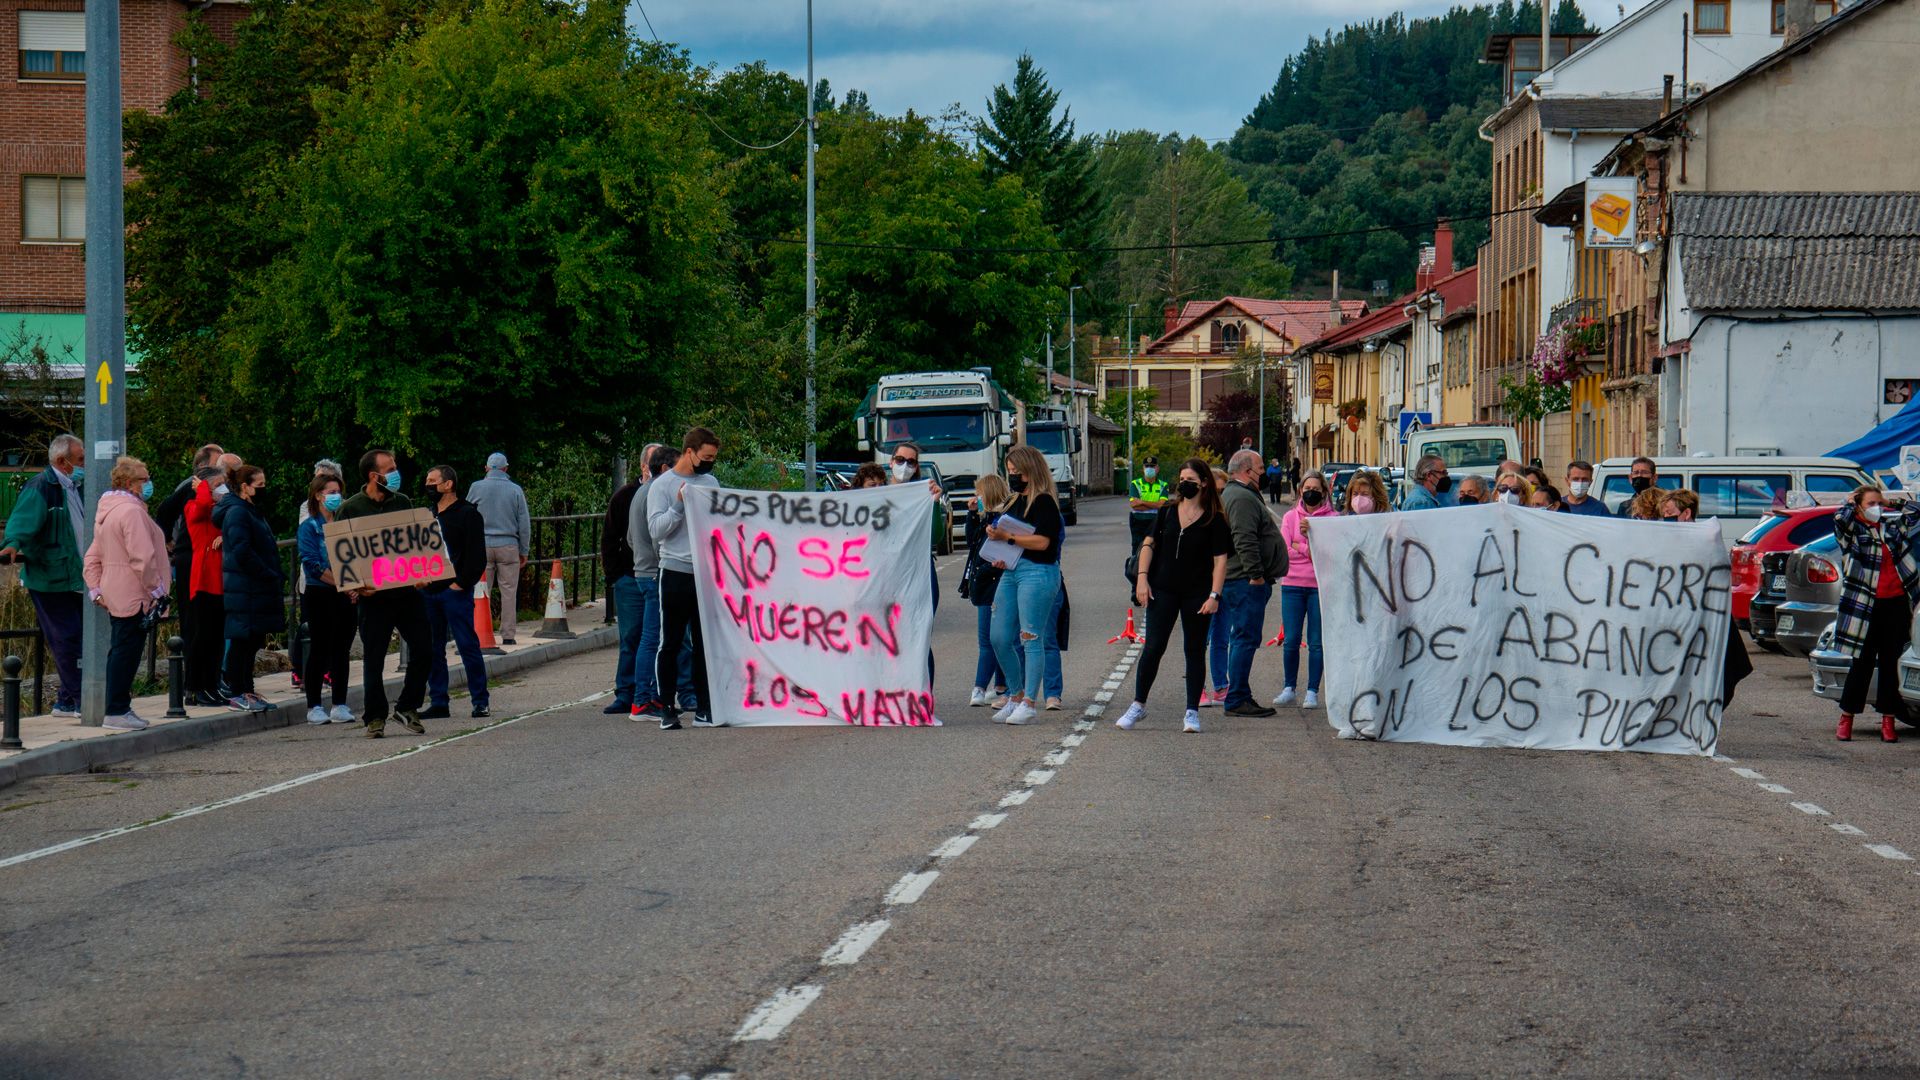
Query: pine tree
976,54,1096,248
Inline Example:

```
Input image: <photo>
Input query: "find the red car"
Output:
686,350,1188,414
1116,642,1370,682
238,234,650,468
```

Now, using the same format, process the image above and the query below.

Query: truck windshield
1025,427,1071,454
1418,438,1509,472
880,408,989,450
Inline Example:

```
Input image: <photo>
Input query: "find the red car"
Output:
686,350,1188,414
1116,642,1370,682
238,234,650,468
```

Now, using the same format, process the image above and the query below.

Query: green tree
976,54,1096,251
1103,136,1292,312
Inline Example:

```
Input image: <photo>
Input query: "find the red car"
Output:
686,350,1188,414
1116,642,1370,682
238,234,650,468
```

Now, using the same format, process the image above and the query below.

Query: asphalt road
6,494,1920,1078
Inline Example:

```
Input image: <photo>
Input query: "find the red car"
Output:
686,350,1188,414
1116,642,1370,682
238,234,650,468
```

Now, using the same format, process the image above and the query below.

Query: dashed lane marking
733,986,824,1042
1867,844,1915,862
884,870,940,905
1790,802,1831,816
1024,769,1056,786
821,920,891,966
998,789,1033,808
930,834,979,859
1832,823,1868,836
1731,767,1767,780
1042,749,1071,767
1756,783,1793,795
968,813,1008,830
1061,734,1086,747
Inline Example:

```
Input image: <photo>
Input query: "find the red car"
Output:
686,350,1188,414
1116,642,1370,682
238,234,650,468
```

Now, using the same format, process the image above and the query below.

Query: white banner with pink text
687,483,936,726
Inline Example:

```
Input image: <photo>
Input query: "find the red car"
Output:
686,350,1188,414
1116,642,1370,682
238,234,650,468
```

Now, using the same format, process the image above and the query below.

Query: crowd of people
3,437,534,735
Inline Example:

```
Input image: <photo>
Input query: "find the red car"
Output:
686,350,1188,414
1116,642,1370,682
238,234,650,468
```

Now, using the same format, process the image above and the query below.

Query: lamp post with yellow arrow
78,0,125,727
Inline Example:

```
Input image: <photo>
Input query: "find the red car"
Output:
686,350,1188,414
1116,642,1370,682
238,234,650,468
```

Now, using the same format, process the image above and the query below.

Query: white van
1590,456,1872,543
1405,424,1521,476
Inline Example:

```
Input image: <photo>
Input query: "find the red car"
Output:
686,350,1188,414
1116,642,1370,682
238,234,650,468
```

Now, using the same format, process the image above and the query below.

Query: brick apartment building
1,0,245,368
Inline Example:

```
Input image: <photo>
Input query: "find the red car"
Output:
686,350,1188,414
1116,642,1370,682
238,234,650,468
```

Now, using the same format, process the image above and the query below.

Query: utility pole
1067,285,1081,494
79,0,125,727
1126,303,1137,481
1256,349,1265,460
802,0,818,492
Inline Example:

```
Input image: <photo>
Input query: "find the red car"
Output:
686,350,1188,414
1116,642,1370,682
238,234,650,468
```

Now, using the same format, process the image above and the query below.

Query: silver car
1772,535,1843,657
1809,615,1920,717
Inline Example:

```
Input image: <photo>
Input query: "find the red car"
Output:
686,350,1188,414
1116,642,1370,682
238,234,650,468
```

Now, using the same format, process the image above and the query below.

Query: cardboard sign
323,508,455,591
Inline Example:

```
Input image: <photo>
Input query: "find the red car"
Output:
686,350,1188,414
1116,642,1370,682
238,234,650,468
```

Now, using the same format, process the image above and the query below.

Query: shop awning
1,312,143,373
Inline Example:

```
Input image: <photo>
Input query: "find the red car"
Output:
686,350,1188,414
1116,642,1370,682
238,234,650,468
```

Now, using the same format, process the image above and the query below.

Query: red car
1731,504,1841,625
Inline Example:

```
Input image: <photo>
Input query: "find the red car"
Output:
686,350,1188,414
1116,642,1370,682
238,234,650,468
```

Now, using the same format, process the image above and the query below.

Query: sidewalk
0,601,616,791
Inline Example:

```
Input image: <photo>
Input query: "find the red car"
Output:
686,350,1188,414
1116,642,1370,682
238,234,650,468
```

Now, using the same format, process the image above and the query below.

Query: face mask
1569,480,1590,498
1177,480,1202,500
693,460,716,476
1143,468,1157,480
1863,505,1886,524
1456,493,1479,505
1009,475,1029,494
1630,475,1653,493
69,465,85,485
384,470,402,492
1301,489,1325,507
214,483,231,497
1350,495,1376,514
324,493,344,513
1498,490,1521,506
891,462,915,482
1433,475,1452,494
139,480,153,501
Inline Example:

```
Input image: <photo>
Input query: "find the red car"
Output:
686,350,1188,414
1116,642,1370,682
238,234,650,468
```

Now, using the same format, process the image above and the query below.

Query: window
1601,475,1681,514
1199,368,1231,410
18,11,85,80
1693,473,1790,517
1803,474,1859,496
1786,515,1837,546
1771,0,1835,31
1213,321,1242,353
1104,368,1129,393
1147,369,1191,412
1694,0,1730,33
22,176,84,242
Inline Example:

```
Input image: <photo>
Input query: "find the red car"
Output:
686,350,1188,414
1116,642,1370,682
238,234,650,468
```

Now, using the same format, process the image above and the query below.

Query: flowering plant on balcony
1564,315,1607,357
1530,326,1581,388
1335,397,1367,421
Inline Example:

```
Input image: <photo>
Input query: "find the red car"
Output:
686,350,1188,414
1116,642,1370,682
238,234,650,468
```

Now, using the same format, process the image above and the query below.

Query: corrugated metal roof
1536,97,1665,132
1673,193,1920,310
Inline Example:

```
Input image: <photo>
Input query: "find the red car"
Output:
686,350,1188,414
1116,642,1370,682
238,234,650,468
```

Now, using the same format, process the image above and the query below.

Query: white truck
1021,405,1081,525
854,369,1021,509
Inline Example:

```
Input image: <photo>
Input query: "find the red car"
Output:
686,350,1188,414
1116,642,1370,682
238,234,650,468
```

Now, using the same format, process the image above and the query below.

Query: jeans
972,603,1003,691
425,588,489,710
1044,584,1065,700
1208,606,1228,691
611,574,646,706
105,612,145,716
28,589,82,710
656,569,710,719
360,590,432,719
991,560,1062,702
1280,585,1324,693
1133,587,1212,710
303,585,354,708
1221,579,1272,708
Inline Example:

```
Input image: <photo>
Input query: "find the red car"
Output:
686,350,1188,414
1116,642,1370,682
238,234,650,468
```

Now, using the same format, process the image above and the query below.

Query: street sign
1397,411,1432,444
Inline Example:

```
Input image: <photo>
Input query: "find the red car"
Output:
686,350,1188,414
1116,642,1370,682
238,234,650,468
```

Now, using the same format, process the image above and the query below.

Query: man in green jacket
1,433,87,717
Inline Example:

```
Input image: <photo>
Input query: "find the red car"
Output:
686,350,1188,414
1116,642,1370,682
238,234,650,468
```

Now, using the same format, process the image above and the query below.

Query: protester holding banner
1830,484,1920,742
1116,458,1229,734
1493,474,1533,507
1400,455,1453,512
1342,470,1392,515
964,475,1011,708
297,474,356,724
216,465,285,713
1275,470,1335,710
987,446,1064,727
626,443,693,722
1560,460,1610,517
648,428,721,730
337,449,432,738
1452,474,1489,506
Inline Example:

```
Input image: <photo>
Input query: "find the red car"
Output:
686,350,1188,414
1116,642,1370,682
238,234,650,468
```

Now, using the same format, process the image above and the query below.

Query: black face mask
1457,493,1480,505
1433,476,1453,494
1009,475,1029,494
1301,489,1325,507
1177,480,1202,499
693,460,716,476
1630,475,1653,493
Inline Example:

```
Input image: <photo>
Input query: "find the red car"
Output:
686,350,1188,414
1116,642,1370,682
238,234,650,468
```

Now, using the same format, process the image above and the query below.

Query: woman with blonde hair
1492,474,1534,506
987,446,1064,726
963,474,1013,708
82,456,170,730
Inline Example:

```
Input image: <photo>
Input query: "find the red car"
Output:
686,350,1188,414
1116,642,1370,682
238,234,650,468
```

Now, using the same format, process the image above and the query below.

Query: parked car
1730,504,1842,626
1809,622,1870,706
1772,533,1844,657
1747,550,1792,653
1591,456,1870,544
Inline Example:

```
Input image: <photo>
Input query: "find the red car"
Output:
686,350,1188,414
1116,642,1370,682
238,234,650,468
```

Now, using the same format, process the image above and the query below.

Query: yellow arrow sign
95,362,112,405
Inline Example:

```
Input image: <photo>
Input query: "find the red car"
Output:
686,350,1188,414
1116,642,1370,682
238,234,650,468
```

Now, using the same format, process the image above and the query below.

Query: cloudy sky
630,1,1638,141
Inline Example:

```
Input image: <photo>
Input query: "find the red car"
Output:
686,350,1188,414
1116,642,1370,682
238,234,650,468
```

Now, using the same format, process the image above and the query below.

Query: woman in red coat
183,465,230,707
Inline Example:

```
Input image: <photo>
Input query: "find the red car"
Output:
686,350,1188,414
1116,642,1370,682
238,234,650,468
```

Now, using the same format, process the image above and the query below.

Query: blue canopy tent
1828,396,1920,485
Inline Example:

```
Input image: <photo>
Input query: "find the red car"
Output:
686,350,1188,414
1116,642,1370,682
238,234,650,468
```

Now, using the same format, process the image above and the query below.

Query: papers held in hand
978,514,1033,567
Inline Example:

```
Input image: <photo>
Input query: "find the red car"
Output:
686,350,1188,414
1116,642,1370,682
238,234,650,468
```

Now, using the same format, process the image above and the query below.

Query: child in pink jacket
82,457,171,729
1275,471,1337,709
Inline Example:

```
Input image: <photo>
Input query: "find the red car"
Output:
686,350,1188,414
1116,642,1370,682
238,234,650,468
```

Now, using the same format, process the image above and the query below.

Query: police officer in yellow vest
1128,456,1167,551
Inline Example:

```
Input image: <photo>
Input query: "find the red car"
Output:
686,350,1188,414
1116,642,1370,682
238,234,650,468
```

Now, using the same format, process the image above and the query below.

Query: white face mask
1568,480,1590,498
1863,504,1885,524
214,483,230,497
891,462,914,482
1498,490,1521,506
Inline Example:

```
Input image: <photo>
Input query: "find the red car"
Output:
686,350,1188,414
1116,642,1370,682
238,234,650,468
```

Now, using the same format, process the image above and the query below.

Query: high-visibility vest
1130,476,1167,505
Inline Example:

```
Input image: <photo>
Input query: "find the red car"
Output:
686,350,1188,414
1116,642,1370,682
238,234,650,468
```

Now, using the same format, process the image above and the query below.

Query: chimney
1662,74,1674,116
1784,0,1815,41
1329,270,1342,328
1163,303,1178,335
1416,245,1437,292
1433,221,1454,278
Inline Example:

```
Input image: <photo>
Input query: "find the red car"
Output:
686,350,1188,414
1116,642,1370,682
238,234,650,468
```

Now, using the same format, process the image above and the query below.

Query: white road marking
1082,706,1104,718
821,920,890,966
969,812,1007,830
0,690,612,872
1756,783,1793,795
1790,802,1831,817
1102,679,1123,690
1093,691,1114,703
1042,749,1071,767
1867,844,1915,862
884,870,940,905
998,790,1033,807
1024,769,1056,786
1713,754,1736,763
930,834,979,859
1731,767,1767,780
1061,734,1086,747
733,985,823,1042
1073,720,1095,731
1832,823,1868,836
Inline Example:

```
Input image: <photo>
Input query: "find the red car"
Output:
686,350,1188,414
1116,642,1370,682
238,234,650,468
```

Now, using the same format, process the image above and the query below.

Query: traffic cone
1107,607,1142,644
532,560,575,640
474,573,505,655
1264,626,1286,647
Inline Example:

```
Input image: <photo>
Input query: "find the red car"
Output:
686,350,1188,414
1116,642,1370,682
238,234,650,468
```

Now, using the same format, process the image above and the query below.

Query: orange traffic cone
1107,607,1142,644
474,572,504,655
1264,626,1285,647
532,559,575,640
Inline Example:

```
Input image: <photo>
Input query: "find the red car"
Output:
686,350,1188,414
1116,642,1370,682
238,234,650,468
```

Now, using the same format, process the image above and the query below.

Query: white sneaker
103,712,148,731
969,687,989,707
1303,690,1321,709
989,694,1009,709
1004,703,1037,725
991,698,1022,723
306,706,330,725
329,705,357,723
1182,710,1202,734
1274,687,1297,707
52,706,80,719
1115,702,1144,730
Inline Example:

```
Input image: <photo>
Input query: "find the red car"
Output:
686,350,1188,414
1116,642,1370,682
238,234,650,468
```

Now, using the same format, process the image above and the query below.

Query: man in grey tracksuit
468,452,531,643
645,428,721,730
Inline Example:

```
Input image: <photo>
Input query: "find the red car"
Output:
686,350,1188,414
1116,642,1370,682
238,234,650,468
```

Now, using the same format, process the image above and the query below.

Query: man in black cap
1127,455,1167,554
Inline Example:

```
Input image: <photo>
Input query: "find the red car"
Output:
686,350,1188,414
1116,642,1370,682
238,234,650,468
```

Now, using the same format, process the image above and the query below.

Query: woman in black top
1116,457,1229,733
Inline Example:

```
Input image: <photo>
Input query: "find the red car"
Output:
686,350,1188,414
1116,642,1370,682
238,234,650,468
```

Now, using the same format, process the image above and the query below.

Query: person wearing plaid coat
1831,486,1920,742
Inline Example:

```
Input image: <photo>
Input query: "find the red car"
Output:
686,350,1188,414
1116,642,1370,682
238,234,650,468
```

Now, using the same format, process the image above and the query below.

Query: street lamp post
80,0,125,726
1126,303,1137,482
803,0,818,492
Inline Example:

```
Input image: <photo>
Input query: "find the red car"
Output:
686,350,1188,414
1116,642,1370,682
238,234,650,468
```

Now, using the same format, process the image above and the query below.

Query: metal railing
523,510,611,622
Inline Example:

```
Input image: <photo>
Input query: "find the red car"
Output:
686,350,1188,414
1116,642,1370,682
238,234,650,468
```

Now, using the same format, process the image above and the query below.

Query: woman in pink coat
82,456,172,731
1273,470,1337,710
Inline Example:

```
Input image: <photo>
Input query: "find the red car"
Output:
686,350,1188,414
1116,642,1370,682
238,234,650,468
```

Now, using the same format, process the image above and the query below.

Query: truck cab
1022,418,1081,526
855,369,1016,516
